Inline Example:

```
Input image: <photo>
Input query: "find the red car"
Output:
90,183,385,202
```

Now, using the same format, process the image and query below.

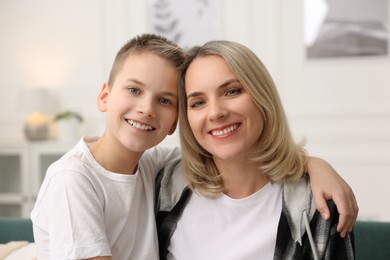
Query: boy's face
98,52,179,152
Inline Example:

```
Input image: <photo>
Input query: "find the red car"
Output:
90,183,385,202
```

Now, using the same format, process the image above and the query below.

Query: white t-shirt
31,136,180,260
168,182,283,260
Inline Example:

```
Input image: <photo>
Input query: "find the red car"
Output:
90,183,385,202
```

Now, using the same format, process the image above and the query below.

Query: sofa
354,220,390,259
0,217,34,243
0,217,389,259
0,217,35,259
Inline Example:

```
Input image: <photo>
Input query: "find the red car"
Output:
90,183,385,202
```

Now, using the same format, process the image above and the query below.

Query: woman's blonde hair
178,40,307,197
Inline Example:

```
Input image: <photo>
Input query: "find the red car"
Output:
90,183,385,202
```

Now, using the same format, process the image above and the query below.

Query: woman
156,40,355,259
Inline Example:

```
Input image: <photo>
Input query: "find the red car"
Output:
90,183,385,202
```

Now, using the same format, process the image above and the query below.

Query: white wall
0,0,389,221
278,0,390,221
0,0,149,139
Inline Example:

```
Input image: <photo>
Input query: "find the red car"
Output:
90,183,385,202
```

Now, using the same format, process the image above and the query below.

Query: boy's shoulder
141,145,181,165
45,138,97,179
143,145,180,156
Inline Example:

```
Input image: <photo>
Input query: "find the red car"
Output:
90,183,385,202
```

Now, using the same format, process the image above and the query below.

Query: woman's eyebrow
187,79,239,99
218,79,240,91
187,91,203,99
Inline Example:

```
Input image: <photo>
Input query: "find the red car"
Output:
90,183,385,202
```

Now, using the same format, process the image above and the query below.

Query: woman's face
185,55,264,162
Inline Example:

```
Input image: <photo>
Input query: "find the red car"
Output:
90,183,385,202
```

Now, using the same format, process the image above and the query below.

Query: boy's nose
137,99,156,117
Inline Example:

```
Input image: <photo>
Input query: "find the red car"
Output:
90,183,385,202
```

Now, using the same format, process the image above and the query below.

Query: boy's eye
226,88,242,96
159,97,171,105
128,87,140,95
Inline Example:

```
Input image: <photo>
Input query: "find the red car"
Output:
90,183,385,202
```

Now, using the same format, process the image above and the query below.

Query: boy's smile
126,119,155,131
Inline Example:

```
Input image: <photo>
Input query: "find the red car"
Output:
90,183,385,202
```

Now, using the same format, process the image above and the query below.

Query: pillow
0,241,36,260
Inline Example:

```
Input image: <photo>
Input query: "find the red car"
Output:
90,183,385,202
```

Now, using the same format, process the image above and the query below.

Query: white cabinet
0,141,73,217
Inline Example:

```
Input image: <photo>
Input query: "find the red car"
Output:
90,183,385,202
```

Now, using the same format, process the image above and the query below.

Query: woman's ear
97,83,109,112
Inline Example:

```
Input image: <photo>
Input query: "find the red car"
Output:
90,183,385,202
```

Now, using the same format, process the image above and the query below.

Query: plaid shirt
274,200,355,259
155,162,355,260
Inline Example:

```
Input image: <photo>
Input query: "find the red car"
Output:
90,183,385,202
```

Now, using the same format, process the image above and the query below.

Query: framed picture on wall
304,0,388,58
147,0,218,49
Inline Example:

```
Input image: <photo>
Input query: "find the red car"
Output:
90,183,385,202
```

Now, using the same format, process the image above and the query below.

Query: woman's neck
214,158,270,199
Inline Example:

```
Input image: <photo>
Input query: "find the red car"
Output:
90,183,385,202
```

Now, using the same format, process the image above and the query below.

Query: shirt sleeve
46,170,111,259
144,145,181,178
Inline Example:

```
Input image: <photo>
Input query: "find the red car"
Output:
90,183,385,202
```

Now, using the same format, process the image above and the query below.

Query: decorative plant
53,111,83,123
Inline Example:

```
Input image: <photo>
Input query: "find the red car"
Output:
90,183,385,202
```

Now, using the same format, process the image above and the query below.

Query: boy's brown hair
108,34,186,86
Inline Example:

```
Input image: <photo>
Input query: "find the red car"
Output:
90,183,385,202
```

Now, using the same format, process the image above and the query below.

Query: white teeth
127,120,154,131
211,124,238,136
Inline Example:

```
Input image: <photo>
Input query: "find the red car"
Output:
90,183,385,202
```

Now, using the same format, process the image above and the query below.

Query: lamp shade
20,87,50,114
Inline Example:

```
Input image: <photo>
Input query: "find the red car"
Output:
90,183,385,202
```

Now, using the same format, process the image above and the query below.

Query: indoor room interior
0,0,389,258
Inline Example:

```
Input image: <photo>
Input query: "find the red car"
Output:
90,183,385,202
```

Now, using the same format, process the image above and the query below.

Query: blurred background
0,0,389,221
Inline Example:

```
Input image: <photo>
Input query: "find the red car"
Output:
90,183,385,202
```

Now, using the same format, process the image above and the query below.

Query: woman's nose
207,100,227,121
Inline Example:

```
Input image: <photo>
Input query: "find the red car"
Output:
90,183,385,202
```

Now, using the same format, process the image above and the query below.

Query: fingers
337,210,351,238
312,192,330,221
334,187,359,238
305,156,359,237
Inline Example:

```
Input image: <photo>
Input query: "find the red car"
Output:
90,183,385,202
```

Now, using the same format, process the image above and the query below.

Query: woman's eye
226,88,242,96
189,100,204,109
128,87,140,95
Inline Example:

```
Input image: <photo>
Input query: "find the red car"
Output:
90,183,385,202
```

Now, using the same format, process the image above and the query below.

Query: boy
31,34,186,259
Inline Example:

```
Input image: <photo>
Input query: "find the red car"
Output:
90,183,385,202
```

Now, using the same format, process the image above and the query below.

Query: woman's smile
209,123,240,137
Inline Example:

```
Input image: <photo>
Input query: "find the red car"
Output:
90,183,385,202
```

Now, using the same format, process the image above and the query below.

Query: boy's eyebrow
124,78,145,86
161,91,178,99
186,79,239,99
125,78,178,99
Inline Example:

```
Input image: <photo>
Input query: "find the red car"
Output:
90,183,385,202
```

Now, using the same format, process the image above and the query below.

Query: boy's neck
88,135,143,175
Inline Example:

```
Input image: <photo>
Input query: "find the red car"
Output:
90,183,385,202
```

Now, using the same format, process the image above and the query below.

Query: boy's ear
168,118,178,135
97,83,109,112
